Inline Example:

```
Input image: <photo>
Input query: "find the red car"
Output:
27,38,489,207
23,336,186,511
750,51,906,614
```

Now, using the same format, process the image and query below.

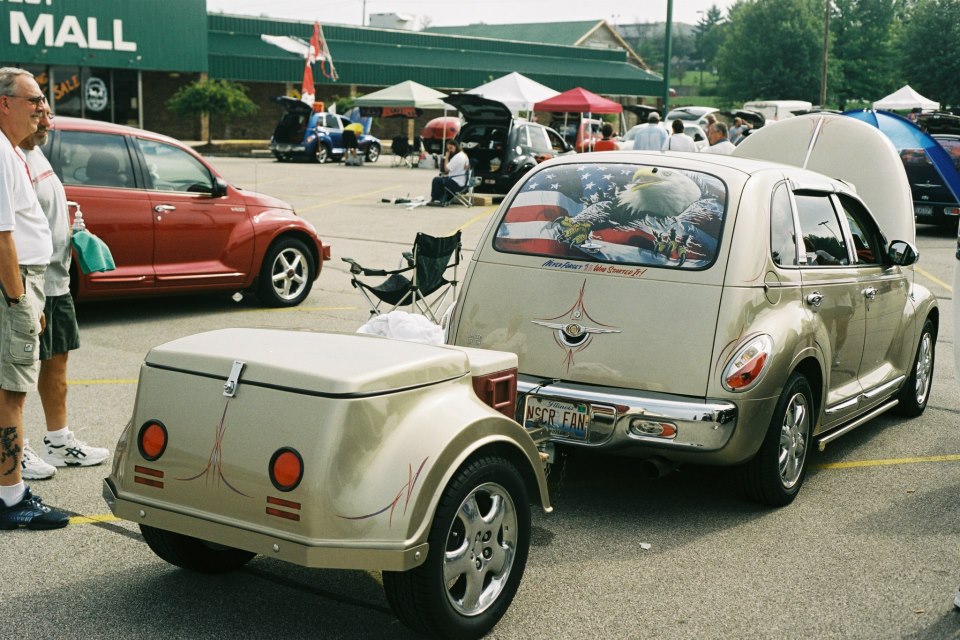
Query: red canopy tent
533,87,623,114
533,88,623,151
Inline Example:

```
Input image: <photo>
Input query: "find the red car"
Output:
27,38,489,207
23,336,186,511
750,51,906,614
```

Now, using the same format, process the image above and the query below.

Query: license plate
523,396,590,441
914,205,933,216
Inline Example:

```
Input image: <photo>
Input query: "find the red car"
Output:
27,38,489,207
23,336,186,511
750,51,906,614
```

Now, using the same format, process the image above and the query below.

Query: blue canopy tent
843,109,960,207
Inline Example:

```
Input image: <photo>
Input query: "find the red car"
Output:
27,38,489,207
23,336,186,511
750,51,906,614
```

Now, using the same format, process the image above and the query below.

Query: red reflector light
138,421,167,461
269,448,304,492
266,507,301,521
472,368,518,418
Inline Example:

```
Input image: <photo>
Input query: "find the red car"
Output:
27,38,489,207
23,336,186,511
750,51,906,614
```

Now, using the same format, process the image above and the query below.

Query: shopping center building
0,0,663,140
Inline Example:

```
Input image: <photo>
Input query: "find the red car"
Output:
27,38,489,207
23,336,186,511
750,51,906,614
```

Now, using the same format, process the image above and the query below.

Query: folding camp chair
341,231,462,323
391,136,412,167
442,159,480,207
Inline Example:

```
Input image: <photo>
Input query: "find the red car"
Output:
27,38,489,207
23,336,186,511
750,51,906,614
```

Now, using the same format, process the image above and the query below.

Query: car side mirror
212,177,228,198
887,240,919,266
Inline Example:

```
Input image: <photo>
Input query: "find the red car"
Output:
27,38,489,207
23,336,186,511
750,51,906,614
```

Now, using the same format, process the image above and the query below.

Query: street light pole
662,0,673,115
820,0,830,107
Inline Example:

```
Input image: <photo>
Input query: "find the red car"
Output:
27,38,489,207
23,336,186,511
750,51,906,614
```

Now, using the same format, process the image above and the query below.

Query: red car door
57,130,157,296
134,137,255,291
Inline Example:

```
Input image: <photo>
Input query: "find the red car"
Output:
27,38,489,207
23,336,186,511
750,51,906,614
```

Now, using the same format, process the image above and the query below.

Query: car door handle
154,205,176,213
863,287,877,300
805,292,824,307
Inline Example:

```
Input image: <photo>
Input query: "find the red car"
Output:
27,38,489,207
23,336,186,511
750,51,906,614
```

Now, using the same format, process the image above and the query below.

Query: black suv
444,94,572,194
901,133,960,226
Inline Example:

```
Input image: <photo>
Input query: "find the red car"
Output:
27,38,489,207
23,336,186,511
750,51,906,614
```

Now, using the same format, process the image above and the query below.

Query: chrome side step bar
816,399,899,451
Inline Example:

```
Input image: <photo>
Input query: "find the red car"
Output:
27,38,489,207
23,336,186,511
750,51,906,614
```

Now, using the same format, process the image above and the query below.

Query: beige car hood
145,329,468,395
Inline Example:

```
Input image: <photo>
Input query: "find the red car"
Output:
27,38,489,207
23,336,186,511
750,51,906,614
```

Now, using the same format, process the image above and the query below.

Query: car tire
365,143,381,163
894,318,935,417
382,455,530,640
741,372,813,507
256,236,315,307
315,143,331,163
140,524,255,574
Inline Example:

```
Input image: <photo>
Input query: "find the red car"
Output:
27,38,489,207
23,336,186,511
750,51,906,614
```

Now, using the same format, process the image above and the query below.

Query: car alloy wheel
896,318,936,416
257,237,315,307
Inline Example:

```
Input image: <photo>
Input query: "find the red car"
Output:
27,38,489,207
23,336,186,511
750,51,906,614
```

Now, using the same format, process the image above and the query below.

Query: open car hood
444,94,513,125
734,113,915,244
721,109,765,129
274,96,313,115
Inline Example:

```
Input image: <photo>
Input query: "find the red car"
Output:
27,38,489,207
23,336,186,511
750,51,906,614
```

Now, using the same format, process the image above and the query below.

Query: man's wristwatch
6,293,26,306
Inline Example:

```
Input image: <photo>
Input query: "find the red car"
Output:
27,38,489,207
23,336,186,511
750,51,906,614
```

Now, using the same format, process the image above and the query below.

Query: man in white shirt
662,119,699,152
632,112,669,151
0,67,66,530
704,122,737,155
18,109,109,481
428,140,470,206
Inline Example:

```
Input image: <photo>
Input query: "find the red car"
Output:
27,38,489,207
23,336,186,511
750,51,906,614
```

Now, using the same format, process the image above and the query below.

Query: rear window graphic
494,163,726,269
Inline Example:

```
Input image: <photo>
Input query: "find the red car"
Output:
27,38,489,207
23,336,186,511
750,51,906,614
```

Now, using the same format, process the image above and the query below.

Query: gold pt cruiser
447,113,938,506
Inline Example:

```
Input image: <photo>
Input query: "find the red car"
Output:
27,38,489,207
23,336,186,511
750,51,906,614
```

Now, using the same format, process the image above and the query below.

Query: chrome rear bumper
517,375,737,453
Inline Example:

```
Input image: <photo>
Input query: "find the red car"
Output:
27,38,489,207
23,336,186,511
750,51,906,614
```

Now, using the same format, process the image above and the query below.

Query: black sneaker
0,489,69,530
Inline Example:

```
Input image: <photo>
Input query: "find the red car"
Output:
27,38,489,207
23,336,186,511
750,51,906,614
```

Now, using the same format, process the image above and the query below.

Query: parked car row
269,97,381,164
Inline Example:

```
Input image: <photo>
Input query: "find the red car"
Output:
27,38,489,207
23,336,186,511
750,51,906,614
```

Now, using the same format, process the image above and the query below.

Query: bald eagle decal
495,162,725,268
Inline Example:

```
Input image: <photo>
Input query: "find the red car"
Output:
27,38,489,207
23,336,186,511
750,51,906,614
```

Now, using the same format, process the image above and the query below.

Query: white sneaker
21,440,56,480
40,432,110,467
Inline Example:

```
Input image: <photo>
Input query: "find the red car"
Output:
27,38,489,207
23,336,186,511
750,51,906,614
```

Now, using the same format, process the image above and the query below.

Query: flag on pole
300,22,320,105
316,23,338,82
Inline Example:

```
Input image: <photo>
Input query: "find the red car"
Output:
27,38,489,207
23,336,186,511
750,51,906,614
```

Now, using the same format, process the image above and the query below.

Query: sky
205,0,737,28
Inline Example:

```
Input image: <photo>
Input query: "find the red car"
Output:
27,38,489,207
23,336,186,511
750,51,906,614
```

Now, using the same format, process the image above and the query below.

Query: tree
831,0,902,109
716,0,826,103
166,79,258,143
898,0,960,107
695,5,727,73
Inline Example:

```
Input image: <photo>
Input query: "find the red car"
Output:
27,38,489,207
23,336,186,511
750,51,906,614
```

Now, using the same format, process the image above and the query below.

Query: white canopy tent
873,85,940,111
465,72,559,114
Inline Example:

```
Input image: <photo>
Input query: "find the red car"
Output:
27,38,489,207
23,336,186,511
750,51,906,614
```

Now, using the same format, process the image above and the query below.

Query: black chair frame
342,231,462,322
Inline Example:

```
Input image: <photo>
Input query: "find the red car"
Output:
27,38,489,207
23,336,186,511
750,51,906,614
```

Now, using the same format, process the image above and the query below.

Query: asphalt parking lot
1,155,958,639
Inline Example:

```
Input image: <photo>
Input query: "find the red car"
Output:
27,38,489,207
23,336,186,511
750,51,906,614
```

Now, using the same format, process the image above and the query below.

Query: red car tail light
472,368,518,418
138,421,168,461
722,335,773,392
269,448,304,492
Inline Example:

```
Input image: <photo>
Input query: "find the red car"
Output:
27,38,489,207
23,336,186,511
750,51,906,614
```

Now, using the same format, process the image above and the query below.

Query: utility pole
662,0,673,115
820,0,830,107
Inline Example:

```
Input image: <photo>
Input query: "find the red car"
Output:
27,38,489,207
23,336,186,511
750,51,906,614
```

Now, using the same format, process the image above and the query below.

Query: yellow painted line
298,185,403,212
68,378,138,385
915,266,952,292
236,305,358,313
449,206,496,236
69,514,122,525
814,453,960,470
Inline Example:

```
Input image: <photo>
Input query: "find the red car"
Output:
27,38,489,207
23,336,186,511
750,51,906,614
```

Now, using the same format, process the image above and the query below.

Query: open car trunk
272,97,313,144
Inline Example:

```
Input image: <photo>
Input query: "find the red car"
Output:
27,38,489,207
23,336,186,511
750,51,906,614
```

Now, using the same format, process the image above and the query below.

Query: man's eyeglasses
7,94,48,106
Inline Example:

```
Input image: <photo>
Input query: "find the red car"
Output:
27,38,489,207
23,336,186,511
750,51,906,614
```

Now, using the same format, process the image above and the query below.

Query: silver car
447,113,938,506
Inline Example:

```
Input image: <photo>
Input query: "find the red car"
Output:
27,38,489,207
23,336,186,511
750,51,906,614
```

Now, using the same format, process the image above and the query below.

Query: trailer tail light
138,421,168,461
472,368,518,418
722,335,773,392
269,448,304,492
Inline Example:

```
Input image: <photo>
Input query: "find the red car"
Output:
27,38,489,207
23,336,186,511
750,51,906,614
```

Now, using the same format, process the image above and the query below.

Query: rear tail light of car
269,447,304,492
722,335,773,392
946,207,960,217
472,368,518,418
138,421,168,461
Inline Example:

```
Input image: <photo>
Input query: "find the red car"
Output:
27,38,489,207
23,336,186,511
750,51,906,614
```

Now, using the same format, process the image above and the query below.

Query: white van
742,100,813,122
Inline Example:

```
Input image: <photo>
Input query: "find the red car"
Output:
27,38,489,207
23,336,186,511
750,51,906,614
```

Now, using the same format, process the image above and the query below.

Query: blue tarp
843,109,960,204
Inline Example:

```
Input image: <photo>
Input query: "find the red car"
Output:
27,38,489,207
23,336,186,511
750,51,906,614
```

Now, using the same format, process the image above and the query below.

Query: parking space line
449,206,496,236
915,265,952,292
297,185,403,212
69,514,122,525
236,305,358,313
814,453,960,469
